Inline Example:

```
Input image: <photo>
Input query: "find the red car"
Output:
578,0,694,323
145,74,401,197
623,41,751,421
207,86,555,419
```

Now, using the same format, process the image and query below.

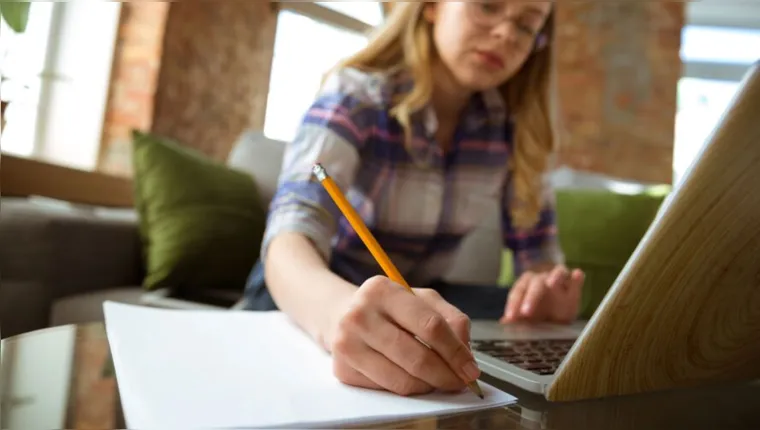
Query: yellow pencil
312,163,484,399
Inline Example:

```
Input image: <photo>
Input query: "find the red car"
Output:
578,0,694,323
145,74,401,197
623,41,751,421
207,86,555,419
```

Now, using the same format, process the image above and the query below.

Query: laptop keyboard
471,339,575,375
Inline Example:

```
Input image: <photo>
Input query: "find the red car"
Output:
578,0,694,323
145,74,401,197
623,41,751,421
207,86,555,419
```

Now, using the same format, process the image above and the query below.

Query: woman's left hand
500,265,585,325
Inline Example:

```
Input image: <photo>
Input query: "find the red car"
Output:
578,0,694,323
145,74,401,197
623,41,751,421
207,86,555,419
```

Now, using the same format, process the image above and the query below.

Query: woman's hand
500,265,585,325
327,276,480,396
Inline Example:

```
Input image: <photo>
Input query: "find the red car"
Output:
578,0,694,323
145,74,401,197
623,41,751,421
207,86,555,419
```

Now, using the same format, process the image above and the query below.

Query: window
263,3,382,142
34,1,121,170
316,1,384,27
0,2,120,170
673,23,757,184
681,25,760,65
0,2,54,157
673,78,741,183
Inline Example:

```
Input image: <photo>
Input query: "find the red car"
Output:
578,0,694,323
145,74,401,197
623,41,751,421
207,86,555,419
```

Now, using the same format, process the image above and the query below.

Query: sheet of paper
103,302,516,429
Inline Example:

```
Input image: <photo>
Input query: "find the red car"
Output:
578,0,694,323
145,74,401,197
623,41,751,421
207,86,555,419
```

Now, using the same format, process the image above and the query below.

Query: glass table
2,323,759,429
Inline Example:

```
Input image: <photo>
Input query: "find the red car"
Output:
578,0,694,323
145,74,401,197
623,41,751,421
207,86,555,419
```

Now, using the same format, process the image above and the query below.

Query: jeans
241,259,509,320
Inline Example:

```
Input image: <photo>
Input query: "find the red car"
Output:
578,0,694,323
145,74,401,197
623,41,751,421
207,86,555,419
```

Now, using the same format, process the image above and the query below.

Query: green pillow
555,189,667,318
496,188,668,319
131,130,267,293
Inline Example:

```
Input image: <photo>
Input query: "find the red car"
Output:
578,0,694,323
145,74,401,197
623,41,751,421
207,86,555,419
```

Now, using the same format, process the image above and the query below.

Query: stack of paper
103,302,516,428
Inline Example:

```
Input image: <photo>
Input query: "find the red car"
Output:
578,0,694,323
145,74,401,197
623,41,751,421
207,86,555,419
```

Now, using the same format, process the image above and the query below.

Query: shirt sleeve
501,172,565,276
260,70,376,263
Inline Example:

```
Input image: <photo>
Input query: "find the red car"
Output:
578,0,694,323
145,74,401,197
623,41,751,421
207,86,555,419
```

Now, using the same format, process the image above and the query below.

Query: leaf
0,1,31,33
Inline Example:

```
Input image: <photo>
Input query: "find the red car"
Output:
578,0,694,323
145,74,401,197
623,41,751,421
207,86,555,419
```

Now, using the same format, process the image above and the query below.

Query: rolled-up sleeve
502,173,565,276
260,71,373,263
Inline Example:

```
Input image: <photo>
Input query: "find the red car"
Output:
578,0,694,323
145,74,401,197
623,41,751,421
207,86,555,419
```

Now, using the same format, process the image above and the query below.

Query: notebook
103,302,516,428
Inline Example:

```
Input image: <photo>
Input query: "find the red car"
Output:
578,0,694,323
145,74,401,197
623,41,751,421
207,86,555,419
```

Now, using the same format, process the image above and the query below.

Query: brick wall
98,1,683,183
150,1,277,162
555,1,684,184
98,1,277,176
98,2,169,177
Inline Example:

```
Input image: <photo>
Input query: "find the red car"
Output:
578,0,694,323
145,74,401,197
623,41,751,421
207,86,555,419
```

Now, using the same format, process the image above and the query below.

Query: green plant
1,1,30,131
0,1,31,33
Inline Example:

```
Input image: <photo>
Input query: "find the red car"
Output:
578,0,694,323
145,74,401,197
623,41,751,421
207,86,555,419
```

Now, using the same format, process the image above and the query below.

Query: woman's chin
452,67,513,93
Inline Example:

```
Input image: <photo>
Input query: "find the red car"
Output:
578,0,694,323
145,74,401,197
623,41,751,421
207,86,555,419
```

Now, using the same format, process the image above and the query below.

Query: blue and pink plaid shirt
261,67,563,287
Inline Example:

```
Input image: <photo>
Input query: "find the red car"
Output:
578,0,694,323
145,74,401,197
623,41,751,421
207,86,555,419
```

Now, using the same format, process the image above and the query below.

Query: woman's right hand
327,276,481,396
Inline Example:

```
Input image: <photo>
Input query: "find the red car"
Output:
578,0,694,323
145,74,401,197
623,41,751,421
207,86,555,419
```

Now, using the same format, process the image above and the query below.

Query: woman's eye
517,23,535,35
517,19,540,35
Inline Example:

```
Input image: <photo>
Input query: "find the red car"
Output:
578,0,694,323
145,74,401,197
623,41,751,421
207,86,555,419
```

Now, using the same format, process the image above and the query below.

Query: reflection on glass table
2,323,760,430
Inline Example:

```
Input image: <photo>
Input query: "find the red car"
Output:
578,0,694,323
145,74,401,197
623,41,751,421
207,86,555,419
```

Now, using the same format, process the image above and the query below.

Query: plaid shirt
261,68,563,287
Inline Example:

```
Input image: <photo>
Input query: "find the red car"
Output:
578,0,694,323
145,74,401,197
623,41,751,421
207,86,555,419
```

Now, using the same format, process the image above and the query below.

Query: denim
241,259,509,320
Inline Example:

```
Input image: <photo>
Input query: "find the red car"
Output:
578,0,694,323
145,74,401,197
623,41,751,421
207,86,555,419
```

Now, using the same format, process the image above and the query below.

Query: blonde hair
328,2,557,229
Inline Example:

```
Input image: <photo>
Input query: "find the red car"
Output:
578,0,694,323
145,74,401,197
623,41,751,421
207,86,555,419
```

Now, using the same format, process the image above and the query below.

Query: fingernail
521,303,531,315
505,310,513,320
462,361,480,381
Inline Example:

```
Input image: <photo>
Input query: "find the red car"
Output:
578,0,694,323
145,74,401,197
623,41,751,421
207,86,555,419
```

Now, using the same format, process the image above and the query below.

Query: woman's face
425,1,552,91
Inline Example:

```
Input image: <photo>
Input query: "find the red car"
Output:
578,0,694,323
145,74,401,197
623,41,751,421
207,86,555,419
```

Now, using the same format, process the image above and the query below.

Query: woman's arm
500,172,584,323
264,232,357,350
501,172,565,276
258,69,368,347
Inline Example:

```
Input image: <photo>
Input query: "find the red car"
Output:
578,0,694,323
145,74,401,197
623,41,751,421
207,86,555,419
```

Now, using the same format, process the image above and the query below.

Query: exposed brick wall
98,2,169,177
382,2,394,16
555,1,684,184
150,1,277,162
98,1,276,176
97,1,682,184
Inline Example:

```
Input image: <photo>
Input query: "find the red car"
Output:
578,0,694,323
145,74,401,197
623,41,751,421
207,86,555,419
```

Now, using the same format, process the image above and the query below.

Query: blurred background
2,4,759,428
1,1,758,185
0,0,759,338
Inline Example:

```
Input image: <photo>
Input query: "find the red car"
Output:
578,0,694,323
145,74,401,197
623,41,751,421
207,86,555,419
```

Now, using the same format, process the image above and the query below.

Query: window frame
263,2,382,142
0,1,122,171
273,1,376,36
680,3,760,82
673,1,760,184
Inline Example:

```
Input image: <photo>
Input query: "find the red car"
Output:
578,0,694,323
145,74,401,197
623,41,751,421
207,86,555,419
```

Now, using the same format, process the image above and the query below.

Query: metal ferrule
312,163,328,181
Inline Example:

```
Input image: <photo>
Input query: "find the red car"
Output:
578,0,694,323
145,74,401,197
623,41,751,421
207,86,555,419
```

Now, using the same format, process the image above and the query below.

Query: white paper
103,302,516,429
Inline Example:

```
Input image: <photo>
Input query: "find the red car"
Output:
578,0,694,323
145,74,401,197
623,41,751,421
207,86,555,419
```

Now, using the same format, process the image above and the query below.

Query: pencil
312,163,484,400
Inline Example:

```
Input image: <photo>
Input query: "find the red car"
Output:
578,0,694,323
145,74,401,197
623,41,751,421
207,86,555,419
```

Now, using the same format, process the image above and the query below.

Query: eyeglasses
465,1,550,52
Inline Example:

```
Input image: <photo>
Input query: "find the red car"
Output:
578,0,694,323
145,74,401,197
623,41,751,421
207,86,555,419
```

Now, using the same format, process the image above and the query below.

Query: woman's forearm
264,232,358,350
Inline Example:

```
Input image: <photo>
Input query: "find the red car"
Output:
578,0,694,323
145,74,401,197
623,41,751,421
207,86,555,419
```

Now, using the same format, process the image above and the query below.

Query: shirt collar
389,69,508,136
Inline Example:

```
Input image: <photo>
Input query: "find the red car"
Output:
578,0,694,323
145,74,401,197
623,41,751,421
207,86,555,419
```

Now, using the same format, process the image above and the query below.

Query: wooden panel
546,62,760,401
0,154,134,207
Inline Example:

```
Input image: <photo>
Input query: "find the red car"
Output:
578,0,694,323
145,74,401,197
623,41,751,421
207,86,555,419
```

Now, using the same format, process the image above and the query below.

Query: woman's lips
475,50,505,69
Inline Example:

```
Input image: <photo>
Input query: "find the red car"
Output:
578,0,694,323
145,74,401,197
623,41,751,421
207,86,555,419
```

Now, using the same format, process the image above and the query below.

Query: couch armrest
0,197,144,301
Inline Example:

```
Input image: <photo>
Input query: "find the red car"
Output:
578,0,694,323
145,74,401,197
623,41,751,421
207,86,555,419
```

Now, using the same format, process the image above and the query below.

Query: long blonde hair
328,2,557,229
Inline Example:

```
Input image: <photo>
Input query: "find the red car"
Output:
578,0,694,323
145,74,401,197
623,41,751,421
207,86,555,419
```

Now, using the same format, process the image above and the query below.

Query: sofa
0,131,668,338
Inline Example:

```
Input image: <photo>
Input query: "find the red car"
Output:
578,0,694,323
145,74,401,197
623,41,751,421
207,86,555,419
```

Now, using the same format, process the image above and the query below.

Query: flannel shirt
261,67,563,287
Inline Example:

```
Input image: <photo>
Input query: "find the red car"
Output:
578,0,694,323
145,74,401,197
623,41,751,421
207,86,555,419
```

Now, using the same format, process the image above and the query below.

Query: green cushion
132,130,267,293
562,189,668,318
555,189,666,267
498,187,669,319
556,189,667,318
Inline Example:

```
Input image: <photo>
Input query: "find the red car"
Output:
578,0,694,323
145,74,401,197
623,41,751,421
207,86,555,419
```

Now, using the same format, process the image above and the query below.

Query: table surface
2,323,759,430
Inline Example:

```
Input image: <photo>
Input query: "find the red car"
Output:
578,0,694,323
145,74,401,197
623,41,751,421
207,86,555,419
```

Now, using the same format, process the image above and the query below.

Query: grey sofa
0,131,506,338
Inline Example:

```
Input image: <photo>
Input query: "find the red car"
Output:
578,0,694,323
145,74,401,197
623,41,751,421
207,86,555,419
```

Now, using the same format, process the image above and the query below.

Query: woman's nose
490,20,519,44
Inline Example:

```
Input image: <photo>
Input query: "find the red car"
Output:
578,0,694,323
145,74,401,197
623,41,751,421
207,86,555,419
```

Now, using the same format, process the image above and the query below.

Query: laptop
470,60,760,402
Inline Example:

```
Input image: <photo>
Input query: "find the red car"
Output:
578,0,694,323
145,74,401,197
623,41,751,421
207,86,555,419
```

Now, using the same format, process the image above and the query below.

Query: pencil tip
468,381,485,399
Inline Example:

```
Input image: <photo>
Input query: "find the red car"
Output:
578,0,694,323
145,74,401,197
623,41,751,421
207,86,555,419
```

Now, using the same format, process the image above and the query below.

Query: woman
244,1,585,396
